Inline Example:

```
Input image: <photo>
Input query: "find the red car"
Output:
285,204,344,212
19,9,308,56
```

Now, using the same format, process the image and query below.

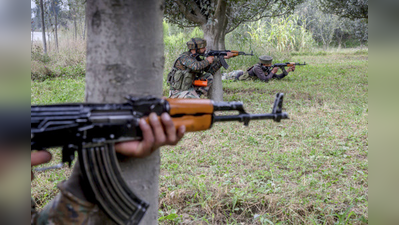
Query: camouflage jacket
31,181,107,225
248,63,288,82
174,51,223,76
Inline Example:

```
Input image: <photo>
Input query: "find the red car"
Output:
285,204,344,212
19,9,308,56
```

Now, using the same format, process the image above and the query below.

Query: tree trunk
202,1,228,101
47,0,52,53
338,32,343,50
83,14,87,40
80,16,83,39
85,0,164,224
54,4,59,52
321,35,327,51
40,0,47,54
47,32,51,52
73,6,77,40
31,30,34,52
203,26,225,102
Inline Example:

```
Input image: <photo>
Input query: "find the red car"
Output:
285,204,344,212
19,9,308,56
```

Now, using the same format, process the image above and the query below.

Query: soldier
222,55,296,82
167,38,234,98
31,113,185,224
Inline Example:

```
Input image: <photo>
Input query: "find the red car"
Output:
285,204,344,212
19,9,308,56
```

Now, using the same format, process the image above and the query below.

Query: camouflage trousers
169,73,213,99
32,181,100,225
222,70,254,81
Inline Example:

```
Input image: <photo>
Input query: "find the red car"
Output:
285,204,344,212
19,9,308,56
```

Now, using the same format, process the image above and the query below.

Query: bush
31,36,86,81
223,15,316,69
244,15,316,53
56,64,85,78
31,64,56,82
31,45,51,63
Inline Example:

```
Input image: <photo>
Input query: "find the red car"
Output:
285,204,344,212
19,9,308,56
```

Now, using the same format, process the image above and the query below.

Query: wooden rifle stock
231,50,240,57
145,98,214,132
145,93,289,132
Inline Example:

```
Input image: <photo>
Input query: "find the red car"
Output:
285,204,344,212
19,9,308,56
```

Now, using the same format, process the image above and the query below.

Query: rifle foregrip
231,50,239,57
145,114,213,132
172,115,213,132
167,99,213,115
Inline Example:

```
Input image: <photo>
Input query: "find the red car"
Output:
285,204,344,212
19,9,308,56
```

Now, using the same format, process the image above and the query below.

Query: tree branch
213,0,224,20
226,2,270,33
226,1,297,34
174,0,206,25
164,15,199,28
189,0,207,23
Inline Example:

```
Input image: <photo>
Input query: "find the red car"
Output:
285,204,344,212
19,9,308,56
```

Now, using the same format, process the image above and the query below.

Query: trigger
62,144,78,167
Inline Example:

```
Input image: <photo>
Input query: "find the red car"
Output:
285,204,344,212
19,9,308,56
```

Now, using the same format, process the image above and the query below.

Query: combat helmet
259,55,273,64
187,38,207,50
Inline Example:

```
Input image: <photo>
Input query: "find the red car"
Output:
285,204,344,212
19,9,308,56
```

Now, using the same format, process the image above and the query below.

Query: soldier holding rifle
222,55,304,82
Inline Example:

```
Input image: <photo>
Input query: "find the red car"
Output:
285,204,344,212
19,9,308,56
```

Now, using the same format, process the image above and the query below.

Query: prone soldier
222,55,296,82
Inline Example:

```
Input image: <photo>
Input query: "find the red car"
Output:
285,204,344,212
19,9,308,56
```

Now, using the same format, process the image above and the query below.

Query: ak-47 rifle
31,93,288,225
272,62,307,71
204,50,254,69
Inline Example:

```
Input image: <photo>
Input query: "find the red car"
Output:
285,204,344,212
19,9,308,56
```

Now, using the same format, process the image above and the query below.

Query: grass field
31,48,368,224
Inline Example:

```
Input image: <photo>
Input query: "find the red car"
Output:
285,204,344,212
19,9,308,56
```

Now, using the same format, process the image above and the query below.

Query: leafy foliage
295,0,368,49
164,0,305,33
245,15,316,52
318,0,368,22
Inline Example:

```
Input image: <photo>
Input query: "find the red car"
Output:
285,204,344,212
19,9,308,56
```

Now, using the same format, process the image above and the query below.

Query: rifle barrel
212,101,245,112
213,112,289,123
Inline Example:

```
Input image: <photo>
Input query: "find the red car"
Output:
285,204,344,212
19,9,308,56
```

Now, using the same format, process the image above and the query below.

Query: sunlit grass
31,49,368,224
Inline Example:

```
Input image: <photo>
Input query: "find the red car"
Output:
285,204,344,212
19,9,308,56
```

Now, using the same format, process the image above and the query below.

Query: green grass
31,48,368,224
31,77,85,104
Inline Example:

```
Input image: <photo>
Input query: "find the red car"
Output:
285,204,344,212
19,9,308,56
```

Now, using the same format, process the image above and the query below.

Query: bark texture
54,6,59,51
73,6,77,40
40,0,47,54
85,0,165,223
202,1,228,101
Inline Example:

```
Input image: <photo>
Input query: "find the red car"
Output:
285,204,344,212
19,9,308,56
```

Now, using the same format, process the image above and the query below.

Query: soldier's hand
224,52,234,59
206,56,214,64
271,67,279,74
287,65,296,72
115,112,185,158
31,150,52,180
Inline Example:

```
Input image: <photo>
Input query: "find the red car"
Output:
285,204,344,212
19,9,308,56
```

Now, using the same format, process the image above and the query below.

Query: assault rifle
205,50,254,69
31,93,288,225
272,62,307,71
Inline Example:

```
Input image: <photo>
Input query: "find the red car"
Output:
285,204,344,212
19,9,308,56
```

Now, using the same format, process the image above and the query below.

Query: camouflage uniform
222,55,288,82
168,51,222,98
31,181,100,225
168,38,223,99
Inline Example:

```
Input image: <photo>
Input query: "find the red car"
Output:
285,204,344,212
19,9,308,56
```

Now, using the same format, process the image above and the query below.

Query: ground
31,49,368,224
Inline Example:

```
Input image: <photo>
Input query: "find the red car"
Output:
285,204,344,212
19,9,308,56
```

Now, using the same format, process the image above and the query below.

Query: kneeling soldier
167,38,233,98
